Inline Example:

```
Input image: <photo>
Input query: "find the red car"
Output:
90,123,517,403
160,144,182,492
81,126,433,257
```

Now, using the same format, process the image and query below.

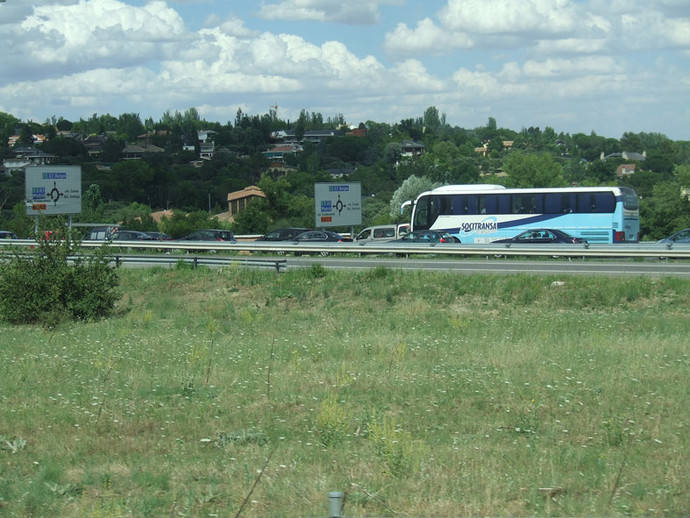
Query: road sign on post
314,182,361,228
25,165,82,216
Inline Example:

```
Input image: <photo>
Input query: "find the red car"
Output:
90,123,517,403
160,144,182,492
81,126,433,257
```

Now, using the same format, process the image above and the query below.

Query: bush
0,228,119,324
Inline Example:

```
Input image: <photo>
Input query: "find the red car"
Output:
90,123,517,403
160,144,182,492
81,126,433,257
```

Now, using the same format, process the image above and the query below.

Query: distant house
270,129,339,144
262,143,303,167
601,151,647,161
227,186,266,217
7,134,47,147
136,130,169,147
83,134,108,159
196,130,217,160
199,141,215,160
346,127,367,137
2,146,57,172
616,164,638,177
303,129,338,143
474,143,489,157
121,143,164,160
401,140,425,157
474,140,514,157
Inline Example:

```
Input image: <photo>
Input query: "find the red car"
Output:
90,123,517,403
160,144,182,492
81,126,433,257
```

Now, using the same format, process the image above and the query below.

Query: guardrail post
328,491,344,518
193,256,198,269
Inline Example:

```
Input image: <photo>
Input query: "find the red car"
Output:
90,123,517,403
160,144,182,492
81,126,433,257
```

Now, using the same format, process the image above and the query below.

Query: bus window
440,196,453,215
413,196,431,229
534,194,544,213
577,192,614,213
466,195,478,214
593,192,615,213
561,194,575,213
451,195,464,214
621,187,639,210
479,195,497,214
545,193,561,213
512,194,536,214
497,194,511,214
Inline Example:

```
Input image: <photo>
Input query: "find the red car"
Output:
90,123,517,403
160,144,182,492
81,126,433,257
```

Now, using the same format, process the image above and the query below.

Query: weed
213,429,269,448
316,393,350,447
368,414,424,478
309,263,328,278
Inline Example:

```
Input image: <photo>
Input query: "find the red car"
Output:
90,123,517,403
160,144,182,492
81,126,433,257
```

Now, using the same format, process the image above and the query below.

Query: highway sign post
25,165,82,216
314,182,361,228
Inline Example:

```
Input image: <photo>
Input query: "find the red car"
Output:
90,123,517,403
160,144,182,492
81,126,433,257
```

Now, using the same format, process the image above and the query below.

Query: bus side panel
433,213,617,244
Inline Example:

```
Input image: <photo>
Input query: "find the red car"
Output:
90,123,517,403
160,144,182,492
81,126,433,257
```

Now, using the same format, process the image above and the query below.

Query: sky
1,0,689,140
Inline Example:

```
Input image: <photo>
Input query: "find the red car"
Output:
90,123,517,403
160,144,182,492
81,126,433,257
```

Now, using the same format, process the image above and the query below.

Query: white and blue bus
403,184,639,244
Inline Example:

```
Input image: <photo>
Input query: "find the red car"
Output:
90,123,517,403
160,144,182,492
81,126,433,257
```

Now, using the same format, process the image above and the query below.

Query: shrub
0,228,119,324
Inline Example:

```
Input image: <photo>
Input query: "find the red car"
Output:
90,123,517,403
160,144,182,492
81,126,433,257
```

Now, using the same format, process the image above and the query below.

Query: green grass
0,265,688,516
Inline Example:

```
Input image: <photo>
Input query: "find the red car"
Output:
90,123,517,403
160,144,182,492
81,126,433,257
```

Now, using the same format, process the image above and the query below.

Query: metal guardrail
0,246,286,273
107,254,287,272
2,238,690,259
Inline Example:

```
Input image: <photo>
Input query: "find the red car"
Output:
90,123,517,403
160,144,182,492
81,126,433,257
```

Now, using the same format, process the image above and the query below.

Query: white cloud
452,56,626,101
534,38,608,54
522,56,622,78
439,0,579,35
390,60,445,92
257,0,396,25
15,0,186,68
384,18,474,54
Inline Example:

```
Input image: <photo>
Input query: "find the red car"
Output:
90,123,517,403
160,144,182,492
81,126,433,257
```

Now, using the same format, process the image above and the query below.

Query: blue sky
1,0,689,139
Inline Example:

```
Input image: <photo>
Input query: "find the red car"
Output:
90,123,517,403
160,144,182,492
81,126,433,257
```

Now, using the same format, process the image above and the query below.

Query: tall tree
502,151,566,188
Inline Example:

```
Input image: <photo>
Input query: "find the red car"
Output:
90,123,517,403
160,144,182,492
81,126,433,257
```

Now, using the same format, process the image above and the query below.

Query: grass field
1,264,688,517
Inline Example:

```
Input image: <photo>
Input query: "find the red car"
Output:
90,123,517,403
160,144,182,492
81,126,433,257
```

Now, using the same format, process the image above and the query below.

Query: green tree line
1,108,688,239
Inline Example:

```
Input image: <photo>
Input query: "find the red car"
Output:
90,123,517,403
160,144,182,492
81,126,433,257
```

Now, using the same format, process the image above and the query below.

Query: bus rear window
621,187,639,210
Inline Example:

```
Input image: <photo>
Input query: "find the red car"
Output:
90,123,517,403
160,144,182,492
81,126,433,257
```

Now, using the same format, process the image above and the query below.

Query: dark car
145,231,172,241
0,230,18,239
393,230,460,243
111,230,154,241
257,228,310,241
293,230,351,256
493,229,587,244
84,226,118,240
658,228,690,245
294,230,351,243
180,229,236,242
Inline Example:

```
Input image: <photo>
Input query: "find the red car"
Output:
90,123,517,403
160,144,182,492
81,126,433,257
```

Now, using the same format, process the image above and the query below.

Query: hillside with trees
1,107,688,239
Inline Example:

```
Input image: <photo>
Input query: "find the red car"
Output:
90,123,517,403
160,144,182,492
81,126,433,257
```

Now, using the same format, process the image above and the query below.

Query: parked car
84,226,118,240
180,229,236,242
145,231,172,241
354,224,409,243
492,229,587,244
111,230,155,241
293,230,351,256
658,228,690,245
0,230,18,239
294,230,351,243
392,230,460,243
257,228,310,241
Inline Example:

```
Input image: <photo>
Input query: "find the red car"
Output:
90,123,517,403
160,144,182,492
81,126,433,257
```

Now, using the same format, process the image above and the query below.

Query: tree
117,113,145,141
389,175,438,220
231,198,271,234
423,106,442,134
502,152,566,188
81,184,105,222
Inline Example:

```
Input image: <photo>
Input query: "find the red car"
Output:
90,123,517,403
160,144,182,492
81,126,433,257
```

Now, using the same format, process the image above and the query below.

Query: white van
354,224,410,243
